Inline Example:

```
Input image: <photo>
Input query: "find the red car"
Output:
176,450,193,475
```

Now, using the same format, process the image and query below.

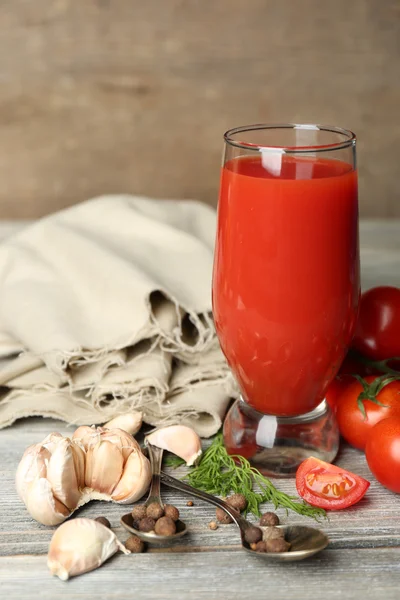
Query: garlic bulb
16,427,151,526
48,518,129,580
104,411,143,436
146,425,202,466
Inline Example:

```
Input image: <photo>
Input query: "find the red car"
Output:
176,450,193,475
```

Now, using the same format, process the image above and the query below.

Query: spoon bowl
242,524,329,562
120,444,187,544
160,471,329,561
121,512,188,544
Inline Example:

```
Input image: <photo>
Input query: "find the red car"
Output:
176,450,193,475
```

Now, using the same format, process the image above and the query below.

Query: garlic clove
104,412,143,436
48,518,129,580
111,448,151,504
72,426,97,450
46,438,81,511
41,432,65,454
146,425,202,466
97,428,137,462
85,440,124,494
71,441,86,490
15,445,51,504
26,477,70,526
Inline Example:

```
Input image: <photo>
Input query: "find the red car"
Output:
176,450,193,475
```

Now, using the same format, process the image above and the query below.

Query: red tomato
366,417,400,493
352,286,400,361
324,375,354,413
296,457,370,510
336,376,400,450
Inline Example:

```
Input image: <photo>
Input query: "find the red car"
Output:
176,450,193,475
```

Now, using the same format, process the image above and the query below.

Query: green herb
164,433,326,521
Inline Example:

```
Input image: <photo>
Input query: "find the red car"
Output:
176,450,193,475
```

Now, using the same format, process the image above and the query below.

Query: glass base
223,398,339,477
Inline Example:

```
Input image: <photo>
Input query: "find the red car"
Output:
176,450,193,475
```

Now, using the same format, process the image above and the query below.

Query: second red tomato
336,376,400,450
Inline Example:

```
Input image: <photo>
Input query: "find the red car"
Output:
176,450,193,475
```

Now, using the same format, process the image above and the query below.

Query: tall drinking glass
212,124,359,476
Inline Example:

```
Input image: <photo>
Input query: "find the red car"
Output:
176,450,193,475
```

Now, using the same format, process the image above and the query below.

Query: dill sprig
164,433,326,521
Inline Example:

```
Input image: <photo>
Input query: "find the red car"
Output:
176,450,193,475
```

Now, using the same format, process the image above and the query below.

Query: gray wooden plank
1,548,400,600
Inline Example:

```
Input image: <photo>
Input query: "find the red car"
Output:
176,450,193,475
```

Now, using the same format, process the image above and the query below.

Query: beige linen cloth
0,195,236,436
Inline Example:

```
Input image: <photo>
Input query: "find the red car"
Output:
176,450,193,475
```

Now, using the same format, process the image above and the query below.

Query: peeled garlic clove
15,445,51,503
111,449,151,504
26,477,70,526
104,412,143,436
146,425,202,466
85,440,123,494
72,426,97,450
46,438,81,511
48,518,129,580
71,441,86,490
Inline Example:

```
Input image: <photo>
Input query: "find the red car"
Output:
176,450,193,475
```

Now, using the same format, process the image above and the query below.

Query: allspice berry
164,504,180,522
95,516,111,529
266,538,291,553
209,521,218,530
138,517,156,532
216,507,233,524
154,516,176,536
125,535,145,553
255,541,267,553
226,493,247,513
260,512,280,527
146,502,164,520
262,526,284,542
131,505,147,521
244,526,263,544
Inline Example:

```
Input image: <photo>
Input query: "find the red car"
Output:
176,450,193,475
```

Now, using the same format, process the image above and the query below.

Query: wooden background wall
0,0,399,219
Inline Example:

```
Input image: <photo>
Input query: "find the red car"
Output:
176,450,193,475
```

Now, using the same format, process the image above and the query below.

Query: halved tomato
296,457,370,510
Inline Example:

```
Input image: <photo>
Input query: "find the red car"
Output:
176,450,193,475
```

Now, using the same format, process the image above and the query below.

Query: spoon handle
145,444,164,506
160,470,252,532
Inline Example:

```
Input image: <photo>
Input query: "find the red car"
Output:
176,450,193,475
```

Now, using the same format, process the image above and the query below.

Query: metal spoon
159,471,328,561
120,444,187,544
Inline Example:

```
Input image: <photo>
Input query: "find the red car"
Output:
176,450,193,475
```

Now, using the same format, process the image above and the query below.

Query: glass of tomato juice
212,124,359,476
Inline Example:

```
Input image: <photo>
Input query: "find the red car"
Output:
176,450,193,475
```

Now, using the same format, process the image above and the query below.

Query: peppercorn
266,538,291,553
260,512,280,527
208,521,218,530
226,493,247,513
186,501,194,507
146,502,164,520
164,504,180,522
262,526,284,542
244,526,263,544
138,517,156,532
154,516,176,536
216,507,233,524
131,505,147,521
95,516,111,529
125,535,145,553
255,541,267,553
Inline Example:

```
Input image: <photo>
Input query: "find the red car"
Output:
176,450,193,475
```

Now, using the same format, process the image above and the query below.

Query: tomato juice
213,154,359,416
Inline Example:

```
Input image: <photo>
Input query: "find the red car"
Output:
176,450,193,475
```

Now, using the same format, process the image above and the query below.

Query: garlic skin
146,425,202,466
16,427,151,526
48,518,129,580
104,412,143,436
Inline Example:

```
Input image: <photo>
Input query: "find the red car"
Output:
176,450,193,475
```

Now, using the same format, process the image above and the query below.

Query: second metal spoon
120,444,187,544
159,470,329,562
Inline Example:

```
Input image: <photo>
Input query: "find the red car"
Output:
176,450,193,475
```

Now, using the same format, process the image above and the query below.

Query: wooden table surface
1,219,399,599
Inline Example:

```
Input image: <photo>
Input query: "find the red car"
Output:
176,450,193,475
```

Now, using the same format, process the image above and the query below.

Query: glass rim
224,123,357,154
